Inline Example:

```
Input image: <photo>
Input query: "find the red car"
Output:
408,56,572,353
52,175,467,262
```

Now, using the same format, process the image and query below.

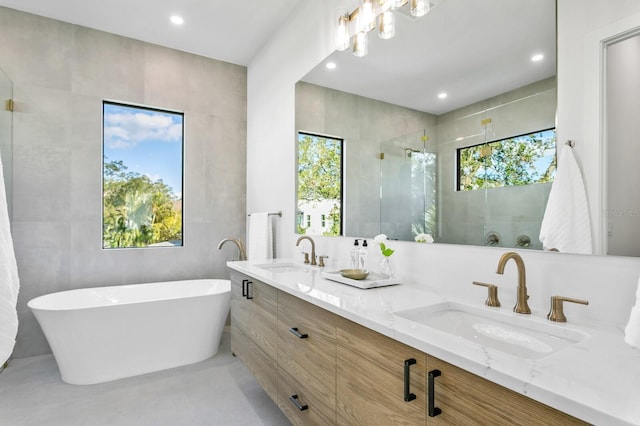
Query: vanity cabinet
426,356,587,425
276,291,337,425
336,318,427,425
230,271,587,425
229,271,278,402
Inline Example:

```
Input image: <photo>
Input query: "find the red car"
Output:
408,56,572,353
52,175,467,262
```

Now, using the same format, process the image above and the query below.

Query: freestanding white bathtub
28,279,230,385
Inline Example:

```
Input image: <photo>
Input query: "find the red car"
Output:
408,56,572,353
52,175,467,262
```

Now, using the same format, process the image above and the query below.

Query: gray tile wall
0,7,247,357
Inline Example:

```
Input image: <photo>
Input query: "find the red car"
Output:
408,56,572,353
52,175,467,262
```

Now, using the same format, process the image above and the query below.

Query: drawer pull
428,369,442,417
289,394,308,411
241,279,248,297
289,327,308,339
246,281,253,300
403,358,417,402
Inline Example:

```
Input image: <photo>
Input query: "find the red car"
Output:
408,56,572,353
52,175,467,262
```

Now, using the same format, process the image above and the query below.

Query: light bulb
410,0,430,17
353,31,369,57
335,14,350,51
378,9,395,40
358,0,375,32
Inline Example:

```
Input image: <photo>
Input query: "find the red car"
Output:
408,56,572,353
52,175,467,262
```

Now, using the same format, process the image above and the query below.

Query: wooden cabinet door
336,318,426,426
230,272,278,402
426,355,587,425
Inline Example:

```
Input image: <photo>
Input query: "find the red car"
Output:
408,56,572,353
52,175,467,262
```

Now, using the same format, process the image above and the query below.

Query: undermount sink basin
394,302,589,359
254,262,313,273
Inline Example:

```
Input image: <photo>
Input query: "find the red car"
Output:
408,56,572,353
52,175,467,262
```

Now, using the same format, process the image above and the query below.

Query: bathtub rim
27,278,231,312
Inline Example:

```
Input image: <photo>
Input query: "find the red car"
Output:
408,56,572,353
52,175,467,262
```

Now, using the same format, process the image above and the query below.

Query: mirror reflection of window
102,101,184,249
457,128,557,191
296,132,343,236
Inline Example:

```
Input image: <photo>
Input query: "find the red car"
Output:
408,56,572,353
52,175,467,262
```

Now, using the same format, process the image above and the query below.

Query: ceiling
302,0,556,115
0,0,301,66
0,0,555,115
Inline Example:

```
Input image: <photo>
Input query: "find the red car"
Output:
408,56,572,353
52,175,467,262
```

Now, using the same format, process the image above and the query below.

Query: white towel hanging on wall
539,143,593,254
248,212,273,260
625,274,640,350
0,151,20,366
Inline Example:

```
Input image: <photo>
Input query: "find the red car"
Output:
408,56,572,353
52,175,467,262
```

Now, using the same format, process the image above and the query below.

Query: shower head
403,147,420,158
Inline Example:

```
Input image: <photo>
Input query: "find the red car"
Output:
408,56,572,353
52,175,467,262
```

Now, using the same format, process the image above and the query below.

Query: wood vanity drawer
277,365,336,426
277,291,337,390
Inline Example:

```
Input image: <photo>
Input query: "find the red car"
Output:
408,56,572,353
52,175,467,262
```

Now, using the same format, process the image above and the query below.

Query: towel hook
565,140,575,148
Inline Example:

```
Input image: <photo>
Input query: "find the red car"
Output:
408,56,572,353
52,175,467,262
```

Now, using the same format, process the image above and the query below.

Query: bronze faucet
296,236,316,265
495,251,531,314
217,238,247,261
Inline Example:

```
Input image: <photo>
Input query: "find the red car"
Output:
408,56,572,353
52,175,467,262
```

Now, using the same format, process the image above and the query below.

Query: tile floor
0,331,290,425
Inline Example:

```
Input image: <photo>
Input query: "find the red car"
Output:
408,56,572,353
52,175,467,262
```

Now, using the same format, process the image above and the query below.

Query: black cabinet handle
241,279,248,297
246,281,253,299
403,358,417,402
289,394,308,411
289,327,308,339
428,369,442,417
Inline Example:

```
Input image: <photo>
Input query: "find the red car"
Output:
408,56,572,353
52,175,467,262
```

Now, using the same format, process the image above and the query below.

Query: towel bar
248,211,282,217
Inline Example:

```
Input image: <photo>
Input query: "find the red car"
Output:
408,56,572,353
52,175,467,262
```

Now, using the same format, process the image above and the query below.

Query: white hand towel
248,212,273,261
0,152,20,365
539,145,592,254
624,275,640,350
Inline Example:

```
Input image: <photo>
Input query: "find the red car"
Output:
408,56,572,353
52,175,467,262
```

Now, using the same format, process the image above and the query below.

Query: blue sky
103,103,183,198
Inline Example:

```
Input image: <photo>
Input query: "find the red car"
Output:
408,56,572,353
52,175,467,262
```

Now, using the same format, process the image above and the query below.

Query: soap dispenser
350,239,360,269
359,240,368,270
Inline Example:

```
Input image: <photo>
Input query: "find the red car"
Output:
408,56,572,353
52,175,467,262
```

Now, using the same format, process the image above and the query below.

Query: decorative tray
321,270,401,289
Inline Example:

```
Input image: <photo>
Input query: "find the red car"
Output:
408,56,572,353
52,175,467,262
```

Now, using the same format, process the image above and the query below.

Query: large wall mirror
605,31,640,257
295,0,559,251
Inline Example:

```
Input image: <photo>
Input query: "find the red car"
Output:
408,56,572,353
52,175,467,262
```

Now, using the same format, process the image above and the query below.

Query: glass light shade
410,0,430,17
378,9,395,39
392,0,406,9
353,31,368,57
358,0,375,32
335,14,350,51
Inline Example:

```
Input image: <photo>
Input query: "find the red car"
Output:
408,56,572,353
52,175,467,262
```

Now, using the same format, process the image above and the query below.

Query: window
296,133,343,236
457,128,556,191
102,101,184,248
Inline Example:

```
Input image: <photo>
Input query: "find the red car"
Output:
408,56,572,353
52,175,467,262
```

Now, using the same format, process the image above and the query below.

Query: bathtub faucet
217,238,247,261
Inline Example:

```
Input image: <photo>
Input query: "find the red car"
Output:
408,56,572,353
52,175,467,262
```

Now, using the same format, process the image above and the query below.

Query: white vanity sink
394,302,589,359
254,261,314,273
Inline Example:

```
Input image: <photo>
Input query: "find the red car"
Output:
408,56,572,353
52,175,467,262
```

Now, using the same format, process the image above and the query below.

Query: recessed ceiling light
456,137,464,141
438,92,447,99
170,15,184,25
531,53,544,62
326,62,337,70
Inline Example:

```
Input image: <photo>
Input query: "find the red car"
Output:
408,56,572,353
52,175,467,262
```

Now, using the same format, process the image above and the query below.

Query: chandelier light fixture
357,0,376,33
377,7,396,39
335,0,434,57
335,14,350,51
410,0,430,17
353,31,369,57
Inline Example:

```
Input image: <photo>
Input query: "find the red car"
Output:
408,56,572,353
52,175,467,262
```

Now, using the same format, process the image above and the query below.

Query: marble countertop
228,259,640,425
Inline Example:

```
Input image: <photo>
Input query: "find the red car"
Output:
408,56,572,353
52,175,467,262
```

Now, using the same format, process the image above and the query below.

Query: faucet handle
318,255,329,267
302,252,310,264
547,296,589,323
472,281,501,307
